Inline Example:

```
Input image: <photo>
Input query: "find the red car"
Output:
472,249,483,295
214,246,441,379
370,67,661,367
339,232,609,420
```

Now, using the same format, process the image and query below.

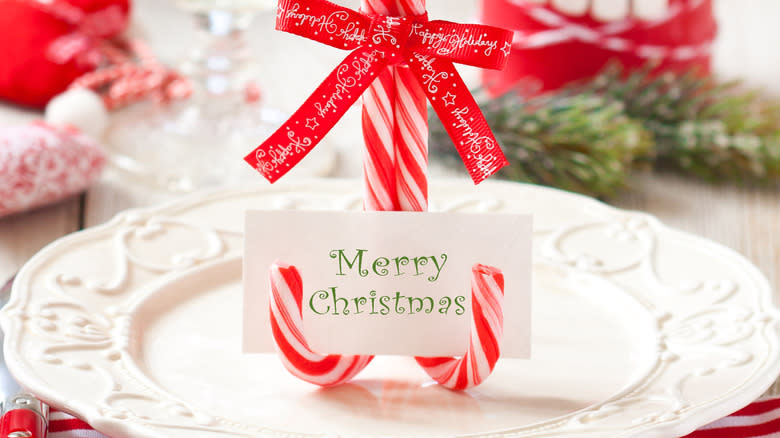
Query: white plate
3,179,780,438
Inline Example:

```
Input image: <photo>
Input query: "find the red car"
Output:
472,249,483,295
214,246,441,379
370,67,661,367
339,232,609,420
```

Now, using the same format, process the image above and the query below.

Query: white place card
243,210,532,358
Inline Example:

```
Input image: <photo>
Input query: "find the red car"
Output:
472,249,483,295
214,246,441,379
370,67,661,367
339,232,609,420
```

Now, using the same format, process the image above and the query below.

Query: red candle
480,0,718,95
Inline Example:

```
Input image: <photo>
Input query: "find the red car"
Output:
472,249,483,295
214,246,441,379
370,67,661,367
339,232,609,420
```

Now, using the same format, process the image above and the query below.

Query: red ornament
480,0,717,95
0,0,131,109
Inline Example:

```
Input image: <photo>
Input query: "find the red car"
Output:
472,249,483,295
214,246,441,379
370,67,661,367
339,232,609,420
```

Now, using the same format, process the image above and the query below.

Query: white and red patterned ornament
0,122,105,217
480,0,718,94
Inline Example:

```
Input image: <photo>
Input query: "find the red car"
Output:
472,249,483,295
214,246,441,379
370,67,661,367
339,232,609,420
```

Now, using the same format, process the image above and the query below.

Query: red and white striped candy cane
415,264,505,390
269,0,504,390
269,262,374,386
270,261,505,389
361,67,399,211
361,0,508,389
361,0,429,212
389,0,428,212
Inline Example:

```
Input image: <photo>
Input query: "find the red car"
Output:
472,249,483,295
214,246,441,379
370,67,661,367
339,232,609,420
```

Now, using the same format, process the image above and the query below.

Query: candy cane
415,264,505,390
361,0,428,212
269,262,374,386
361,67,399,211
367,0,507,388
389,0,429,212
268,0,411,380
270,261,504,389
269,0,504,390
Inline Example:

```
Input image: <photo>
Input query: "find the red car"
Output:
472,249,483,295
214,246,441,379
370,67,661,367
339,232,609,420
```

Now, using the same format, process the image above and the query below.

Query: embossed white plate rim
3,178,780,438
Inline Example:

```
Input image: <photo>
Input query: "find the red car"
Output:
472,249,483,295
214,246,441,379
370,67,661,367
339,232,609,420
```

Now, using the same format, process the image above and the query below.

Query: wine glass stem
190,9,256,97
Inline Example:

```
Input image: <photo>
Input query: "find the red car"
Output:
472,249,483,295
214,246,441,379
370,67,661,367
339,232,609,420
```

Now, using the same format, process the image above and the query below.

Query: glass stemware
107,0,286,192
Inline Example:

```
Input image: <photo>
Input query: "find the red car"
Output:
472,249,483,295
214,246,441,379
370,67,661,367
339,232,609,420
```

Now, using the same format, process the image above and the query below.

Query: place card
243,210,532,358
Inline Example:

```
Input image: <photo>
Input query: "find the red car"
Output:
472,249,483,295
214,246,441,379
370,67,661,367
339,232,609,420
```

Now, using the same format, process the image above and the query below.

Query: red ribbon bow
244,0,514,184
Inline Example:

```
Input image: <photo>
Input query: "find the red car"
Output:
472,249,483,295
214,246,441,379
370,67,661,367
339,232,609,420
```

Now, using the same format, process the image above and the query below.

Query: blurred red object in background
480,0,717,95
0,0,131,109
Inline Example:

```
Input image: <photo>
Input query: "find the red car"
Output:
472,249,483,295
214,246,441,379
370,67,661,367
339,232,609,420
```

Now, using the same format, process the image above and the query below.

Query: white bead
45,88,109,139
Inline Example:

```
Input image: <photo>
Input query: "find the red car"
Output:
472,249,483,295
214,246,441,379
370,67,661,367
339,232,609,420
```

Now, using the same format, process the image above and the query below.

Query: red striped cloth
48,410,106,438
683,397,780,438
47,397,780,437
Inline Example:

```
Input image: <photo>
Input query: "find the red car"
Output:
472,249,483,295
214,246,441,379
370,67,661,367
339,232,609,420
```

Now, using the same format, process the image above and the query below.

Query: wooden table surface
1,0,779,397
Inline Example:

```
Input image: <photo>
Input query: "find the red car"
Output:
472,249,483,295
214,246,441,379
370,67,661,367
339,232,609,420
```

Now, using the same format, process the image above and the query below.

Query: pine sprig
582,64,780,183
430,64,780,197
430,90,654,198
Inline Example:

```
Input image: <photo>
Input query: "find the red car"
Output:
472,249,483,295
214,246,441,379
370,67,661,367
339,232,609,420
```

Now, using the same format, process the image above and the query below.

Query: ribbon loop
409,21,514,70
251,47,390,182
246,0,513,184
276,0,370,50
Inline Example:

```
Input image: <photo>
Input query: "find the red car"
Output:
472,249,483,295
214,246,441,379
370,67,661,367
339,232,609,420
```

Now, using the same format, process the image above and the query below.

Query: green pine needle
584,63,780,183
430,90,654,198
429,63,780,197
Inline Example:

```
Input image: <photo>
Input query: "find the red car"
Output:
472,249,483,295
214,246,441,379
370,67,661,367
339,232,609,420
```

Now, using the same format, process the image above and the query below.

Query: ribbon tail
245,47,390,183
407,56,508,184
